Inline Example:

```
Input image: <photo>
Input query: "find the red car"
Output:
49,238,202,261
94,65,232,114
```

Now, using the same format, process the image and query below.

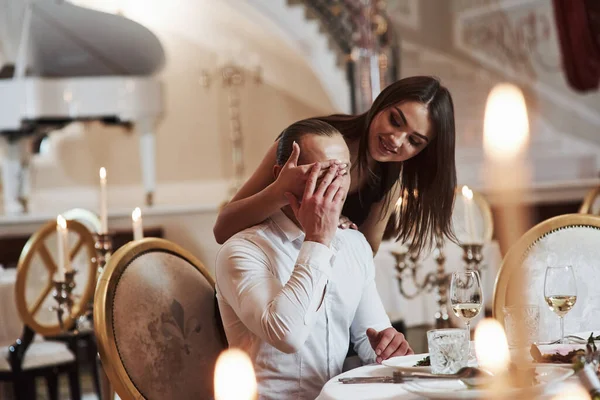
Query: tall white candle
461,185,477,244
475,318,510,374
483,83,531,370
99,167,108,234
132,207,143,241
394,197,409,252
56,215,68,281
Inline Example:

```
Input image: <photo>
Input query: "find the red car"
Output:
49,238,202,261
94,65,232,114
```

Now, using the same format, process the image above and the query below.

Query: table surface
317,355,576,400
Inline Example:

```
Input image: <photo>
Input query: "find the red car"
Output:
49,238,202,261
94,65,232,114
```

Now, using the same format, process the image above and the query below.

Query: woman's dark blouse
342,177,387,227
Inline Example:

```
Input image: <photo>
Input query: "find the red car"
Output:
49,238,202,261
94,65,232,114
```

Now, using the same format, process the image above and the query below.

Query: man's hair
276,119,341,166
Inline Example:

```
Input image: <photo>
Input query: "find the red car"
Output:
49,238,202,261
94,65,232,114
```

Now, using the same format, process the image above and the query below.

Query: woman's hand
274,141,347,200
338,215,358,230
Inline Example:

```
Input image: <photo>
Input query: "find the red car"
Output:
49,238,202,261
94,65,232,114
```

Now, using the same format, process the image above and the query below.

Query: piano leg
0,138,30,214
138,120,156,207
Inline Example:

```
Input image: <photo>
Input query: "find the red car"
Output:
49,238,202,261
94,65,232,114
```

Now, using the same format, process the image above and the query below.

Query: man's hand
284,163,346,247
275,142,346,200
367,327,413,363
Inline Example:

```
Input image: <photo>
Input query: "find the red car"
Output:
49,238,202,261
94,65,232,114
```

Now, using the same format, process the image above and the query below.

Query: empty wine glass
544,265,577,344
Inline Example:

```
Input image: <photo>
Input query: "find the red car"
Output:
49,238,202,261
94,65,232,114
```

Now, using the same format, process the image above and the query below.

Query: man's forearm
259,241,333,353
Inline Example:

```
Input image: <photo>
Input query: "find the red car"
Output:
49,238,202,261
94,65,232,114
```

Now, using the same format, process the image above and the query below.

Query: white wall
0,0,341,271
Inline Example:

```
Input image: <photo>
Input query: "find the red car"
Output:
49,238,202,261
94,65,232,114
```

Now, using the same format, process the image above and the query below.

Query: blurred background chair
94,238,227,400
0,218,97,400
494,214,600,342
579,186,600,215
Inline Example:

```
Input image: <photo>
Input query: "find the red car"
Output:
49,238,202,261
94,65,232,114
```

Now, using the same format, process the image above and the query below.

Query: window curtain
552,0,600,91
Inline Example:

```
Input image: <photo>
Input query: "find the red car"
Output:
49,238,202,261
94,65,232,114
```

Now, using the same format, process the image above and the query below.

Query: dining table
316,354,579,400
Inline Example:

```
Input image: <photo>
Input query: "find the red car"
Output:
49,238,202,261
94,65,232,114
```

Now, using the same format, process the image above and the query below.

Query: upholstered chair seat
95,238,227,400
0,340,75,371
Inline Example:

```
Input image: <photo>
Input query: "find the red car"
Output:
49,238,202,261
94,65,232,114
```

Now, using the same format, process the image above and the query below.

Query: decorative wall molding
454,0,561,78
453,0,600,131
387,0,420,30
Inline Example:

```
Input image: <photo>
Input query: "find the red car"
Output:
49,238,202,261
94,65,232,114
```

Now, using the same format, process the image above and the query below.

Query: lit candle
99,167,108,234
484,84,529,163
132,207,143,241
394,197,409,253
214,348,257,400
56,215,68,281
461,185,477,244
475,318,510,374
483,84,531,366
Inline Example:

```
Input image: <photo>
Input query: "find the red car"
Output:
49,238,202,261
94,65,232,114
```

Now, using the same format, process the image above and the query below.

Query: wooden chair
493,214,600,342
94,238,227,399
1,219,97,399
579,186,600,215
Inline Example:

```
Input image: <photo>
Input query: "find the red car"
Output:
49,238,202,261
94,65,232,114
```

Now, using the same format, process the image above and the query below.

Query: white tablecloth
0,268,22,346
317,357,575,400
374,240,502,328
317,364,421,400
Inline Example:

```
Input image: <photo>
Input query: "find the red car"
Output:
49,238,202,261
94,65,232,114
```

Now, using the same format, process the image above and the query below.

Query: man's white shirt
215,210,391,400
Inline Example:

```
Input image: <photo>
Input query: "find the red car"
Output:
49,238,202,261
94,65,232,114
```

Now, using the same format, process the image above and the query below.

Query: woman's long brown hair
316,76,457,254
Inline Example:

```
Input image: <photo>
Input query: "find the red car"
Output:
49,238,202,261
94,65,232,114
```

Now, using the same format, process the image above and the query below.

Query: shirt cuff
297,241,334,277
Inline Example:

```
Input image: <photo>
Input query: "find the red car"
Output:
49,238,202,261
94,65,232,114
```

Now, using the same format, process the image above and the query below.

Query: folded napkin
530,343,587,363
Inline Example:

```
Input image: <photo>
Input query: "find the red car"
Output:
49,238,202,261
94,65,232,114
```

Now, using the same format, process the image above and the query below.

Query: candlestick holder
51,270,77,331
432,240,451,329
392,239,452,328
460,243,484,271
392,249,435,299
93,232,113,280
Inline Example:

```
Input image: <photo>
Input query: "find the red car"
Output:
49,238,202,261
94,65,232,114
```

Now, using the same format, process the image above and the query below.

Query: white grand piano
0,0,165,214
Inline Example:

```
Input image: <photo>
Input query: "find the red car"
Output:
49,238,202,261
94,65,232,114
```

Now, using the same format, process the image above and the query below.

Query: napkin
530,343,587,363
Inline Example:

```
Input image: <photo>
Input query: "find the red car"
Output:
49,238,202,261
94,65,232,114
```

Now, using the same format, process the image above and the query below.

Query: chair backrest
579,186,600,215
62,208,102,234
493,214,600,341
94,238,227,400
15,219,97,336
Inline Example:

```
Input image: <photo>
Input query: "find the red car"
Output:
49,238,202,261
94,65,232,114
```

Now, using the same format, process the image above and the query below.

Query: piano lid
0,0,165,77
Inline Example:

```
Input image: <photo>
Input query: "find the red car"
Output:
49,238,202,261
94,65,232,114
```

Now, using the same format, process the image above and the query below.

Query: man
215,119,413,399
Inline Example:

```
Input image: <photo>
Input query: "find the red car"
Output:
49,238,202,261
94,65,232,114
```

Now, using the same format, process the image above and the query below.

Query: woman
213,76,456,255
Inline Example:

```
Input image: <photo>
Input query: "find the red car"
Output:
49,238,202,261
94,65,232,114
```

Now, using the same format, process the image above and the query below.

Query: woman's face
367,101,433,163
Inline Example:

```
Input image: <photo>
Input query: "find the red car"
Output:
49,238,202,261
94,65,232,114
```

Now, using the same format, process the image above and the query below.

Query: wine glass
544,265,577,344
450,270,483,335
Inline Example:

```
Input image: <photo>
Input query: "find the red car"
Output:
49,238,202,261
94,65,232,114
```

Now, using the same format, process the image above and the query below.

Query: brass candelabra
392,238,451,328
93,232,113,280
460,243,484,271
51,270,77,331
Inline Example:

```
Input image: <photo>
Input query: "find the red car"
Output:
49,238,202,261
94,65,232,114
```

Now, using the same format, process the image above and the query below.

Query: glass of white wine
544,265,577,344
450,270,483,336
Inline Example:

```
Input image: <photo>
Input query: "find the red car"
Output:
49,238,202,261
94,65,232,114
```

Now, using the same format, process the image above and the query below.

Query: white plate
401,365,574,399
381,353,431,372
382,353,477,373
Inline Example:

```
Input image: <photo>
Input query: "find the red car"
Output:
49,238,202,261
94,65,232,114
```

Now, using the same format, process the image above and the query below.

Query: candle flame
57,215,67,230
214,348,257,400
99,167,107,180
461,185,473,200
474,318,510,373
483,83,529,161
132,207,142,222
